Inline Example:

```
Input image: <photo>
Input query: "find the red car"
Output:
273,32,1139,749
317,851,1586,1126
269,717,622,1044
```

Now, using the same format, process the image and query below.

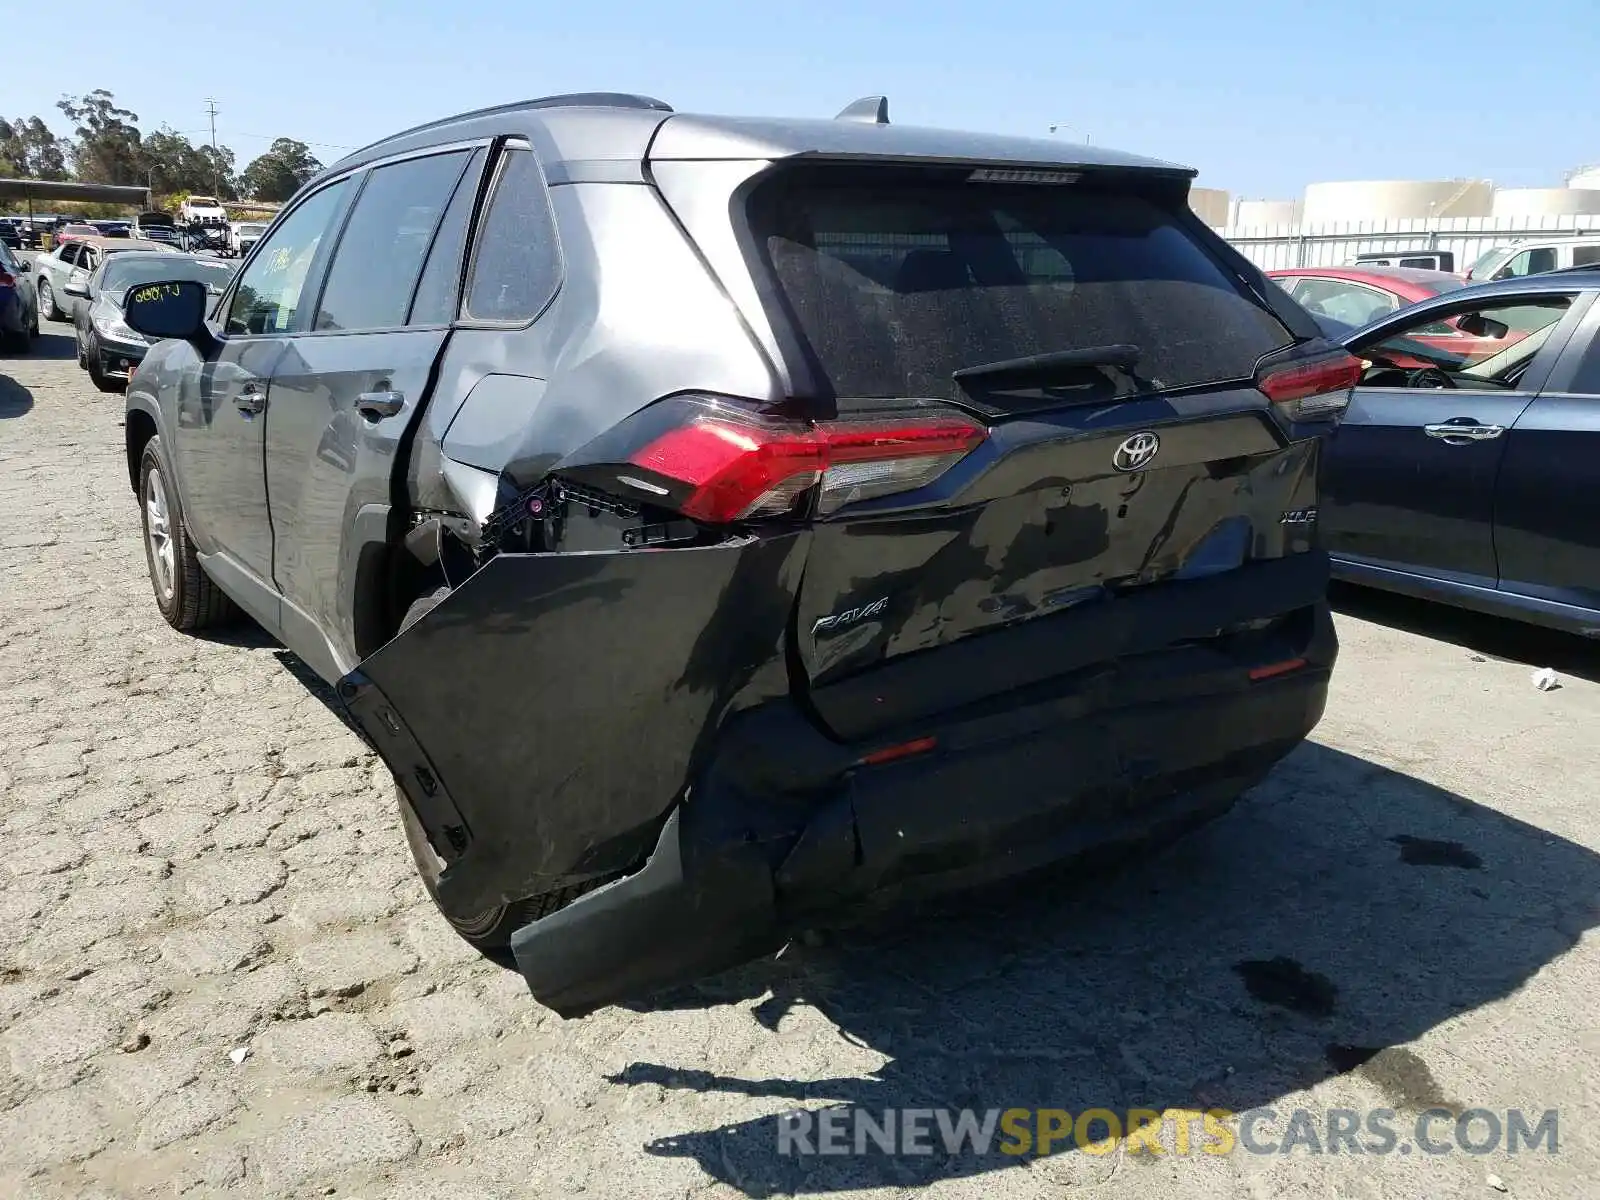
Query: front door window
225,183,350,335
1360,297,1573,388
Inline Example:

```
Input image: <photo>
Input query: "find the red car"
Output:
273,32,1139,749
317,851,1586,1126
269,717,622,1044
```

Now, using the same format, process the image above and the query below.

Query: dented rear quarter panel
344,533,808,915
428,181,782,490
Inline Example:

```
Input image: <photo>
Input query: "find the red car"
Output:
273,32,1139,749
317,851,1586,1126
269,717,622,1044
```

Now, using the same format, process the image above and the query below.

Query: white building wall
1188,186,1231,227
1233,199,1300,227
1492,188,1600,217
1302,179,1493,222
1213,213,1600,272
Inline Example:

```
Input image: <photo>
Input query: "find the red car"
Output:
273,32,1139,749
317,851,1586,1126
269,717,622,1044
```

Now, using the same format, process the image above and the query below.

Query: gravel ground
2,316,1598,1199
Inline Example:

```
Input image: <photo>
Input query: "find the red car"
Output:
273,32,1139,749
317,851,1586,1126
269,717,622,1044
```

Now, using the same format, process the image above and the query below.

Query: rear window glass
748,167,1292,400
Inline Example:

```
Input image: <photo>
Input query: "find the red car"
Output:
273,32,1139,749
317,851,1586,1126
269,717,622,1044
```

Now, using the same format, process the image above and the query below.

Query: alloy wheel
144,466,176,602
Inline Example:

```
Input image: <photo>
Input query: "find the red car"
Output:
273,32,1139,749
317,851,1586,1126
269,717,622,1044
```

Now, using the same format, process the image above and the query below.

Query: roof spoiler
835,95,889,125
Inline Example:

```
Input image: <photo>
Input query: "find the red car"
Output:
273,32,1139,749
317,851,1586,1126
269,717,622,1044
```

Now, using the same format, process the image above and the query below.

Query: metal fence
1213,213,1600,272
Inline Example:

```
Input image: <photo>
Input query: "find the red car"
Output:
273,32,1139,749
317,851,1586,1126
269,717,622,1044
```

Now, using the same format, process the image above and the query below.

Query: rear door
262,144,485,668
1492,293,1600,612
1325,291,1585,586
735,164,1334,738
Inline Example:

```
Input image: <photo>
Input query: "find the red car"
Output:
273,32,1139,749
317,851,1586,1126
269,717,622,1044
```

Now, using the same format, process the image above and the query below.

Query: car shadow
1331,580,1600,686
30,326,80,361
596,742,1599,1195
0,373,33,418
270,648,370,739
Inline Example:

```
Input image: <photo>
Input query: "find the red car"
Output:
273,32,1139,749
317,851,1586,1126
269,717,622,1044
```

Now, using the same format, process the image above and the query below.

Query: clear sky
8,0,1599,199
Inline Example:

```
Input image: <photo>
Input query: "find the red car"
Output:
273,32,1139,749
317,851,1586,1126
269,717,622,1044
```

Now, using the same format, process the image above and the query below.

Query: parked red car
1267,266,1527,364
52,222,100,248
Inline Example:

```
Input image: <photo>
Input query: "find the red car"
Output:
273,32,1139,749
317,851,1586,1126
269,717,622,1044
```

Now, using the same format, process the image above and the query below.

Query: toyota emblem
1112,431,1161,472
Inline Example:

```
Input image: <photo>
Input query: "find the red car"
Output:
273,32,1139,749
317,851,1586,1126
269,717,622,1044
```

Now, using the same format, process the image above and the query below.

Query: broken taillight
1256,349,1364,422
564,395,987,524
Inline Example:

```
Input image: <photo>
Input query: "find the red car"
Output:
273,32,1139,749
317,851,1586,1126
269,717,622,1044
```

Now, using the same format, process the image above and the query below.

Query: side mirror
1456,313,1510,339
62,280,89,299
123,279,210,342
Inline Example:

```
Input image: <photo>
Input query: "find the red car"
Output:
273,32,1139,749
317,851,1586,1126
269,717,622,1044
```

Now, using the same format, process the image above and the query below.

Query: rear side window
408,147,486,326
314,150,470,332
747,166,1293,400
463,147,561,323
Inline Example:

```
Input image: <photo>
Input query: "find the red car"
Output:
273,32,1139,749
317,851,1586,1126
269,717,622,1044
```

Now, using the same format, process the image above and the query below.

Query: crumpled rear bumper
341,534,1335,1019
513,604,1335,1017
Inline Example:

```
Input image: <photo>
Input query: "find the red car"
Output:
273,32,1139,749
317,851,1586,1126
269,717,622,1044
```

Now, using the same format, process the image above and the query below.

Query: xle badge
1281,508,1318,525
813,597,889,634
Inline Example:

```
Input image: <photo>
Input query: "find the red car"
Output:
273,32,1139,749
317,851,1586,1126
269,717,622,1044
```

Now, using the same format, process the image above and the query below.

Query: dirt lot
2,319,1598,1199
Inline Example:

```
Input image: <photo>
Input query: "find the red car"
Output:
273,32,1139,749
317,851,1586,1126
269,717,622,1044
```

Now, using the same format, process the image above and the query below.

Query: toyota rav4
120,92,1353,1018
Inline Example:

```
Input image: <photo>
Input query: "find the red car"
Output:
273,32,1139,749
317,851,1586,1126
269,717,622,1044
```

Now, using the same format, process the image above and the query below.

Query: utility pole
204,98,221,196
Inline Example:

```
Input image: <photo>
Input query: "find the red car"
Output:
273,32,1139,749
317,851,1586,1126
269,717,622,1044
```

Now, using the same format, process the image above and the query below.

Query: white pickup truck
177,195,229,228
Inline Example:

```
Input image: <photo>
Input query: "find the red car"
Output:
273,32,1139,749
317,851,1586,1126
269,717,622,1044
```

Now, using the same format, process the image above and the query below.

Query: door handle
356,390,405,420
1424,421,1505,442
235,384,266,415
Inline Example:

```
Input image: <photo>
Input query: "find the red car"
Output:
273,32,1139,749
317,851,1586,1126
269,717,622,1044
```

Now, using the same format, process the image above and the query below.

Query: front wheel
139,436,238,631
36,279,57,322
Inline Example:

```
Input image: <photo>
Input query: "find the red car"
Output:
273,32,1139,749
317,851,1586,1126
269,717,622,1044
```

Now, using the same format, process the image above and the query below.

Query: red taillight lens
615,398,987,523
1257,350,1363,421
0,271,13,288
630,418,825,523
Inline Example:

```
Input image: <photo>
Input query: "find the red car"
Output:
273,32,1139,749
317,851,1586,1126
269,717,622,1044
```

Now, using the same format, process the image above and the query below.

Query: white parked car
1465,236,1600,281
178,195,229,228
231,221,268,258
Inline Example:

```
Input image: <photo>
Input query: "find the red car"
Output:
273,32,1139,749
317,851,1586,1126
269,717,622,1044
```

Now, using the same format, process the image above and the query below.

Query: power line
170,127,358,152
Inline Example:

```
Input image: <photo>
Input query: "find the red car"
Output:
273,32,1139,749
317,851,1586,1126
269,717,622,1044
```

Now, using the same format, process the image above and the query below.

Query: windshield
748,165,1293,401
1467,247,1511,277
188,197,220,207
102,256,235,297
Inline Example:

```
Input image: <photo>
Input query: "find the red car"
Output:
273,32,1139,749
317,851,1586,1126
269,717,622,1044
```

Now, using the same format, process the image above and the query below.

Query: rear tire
393,587,608,952
139,436,238,632
36,279,57,322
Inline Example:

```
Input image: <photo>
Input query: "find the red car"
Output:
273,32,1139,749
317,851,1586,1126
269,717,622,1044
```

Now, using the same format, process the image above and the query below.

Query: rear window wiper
952,344,1143,387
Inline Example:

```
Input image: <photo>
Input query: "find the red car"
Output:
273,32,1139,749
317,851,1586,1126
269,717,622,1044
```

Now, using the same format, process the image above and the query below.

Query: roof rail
342,93,674,159
835,96,890,125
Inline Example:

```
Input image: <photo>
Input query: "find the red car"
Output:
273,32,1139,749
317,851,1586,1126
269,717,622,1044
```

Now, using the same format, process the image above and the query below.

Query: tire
138,436,238,632
36,278,57,322
392,587,608,952
75,330,87,368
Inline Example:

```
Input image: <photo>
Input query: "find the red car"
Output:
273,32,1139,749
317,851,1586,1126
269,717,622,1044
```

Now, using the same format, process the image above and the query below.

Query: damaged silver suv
121,92,1355,1018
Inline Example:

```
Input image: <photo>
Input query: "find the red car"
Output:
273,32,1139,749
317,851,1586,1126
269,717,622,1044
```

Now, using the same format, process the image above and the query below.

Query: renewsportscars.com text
777,1106,1559,1158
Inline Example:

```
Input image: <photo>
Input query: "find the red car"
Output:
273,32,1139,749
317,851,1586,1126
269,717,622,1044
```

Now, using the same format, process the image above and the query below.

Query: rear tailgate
735,163,1341,738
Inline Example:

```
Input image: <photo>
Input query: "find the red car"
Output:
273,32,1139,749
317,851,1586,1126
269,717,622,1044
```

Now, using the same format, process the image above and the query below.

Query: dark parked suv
121,93,1354,1017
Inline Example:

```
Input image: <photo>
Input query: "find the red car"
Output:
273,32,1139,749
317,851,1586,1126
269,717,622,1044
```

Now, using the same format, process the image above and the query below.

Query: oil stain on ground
1233,956,1339,1018
1391,835,1483,869
1325,1044,1459,1112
